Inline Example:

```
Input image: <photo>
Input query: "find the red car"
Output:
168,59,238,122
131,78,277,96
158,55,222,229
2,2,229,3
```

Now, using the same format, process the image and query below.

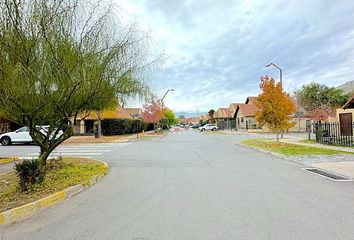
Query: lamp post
266,62,283,89
266,62,284,138
161,89,175,129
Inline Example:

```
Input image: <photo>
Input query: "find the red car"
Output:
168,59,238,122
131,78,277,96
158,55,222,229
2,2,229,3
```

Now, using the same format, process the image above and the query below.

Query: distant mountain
175,111,206,118
337,80,354,94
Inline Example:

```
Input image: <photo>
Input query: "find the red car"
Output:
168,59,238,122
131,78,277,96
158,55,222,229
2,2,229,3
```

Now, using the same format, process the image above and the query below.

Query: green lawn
298,139,317,144
0,157,108,212
241,138,353,156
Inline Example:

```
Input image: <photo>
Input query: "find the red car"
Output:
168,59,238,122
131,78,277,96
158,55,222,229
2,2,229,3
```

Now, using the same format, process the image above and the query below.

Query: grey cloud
121,0,354,112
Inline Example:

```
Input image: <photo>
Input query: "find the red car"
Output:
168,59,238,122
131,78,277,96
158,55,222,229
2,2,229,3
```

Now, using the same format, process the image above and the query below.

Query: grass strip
241,138,353,156
0,157,107,212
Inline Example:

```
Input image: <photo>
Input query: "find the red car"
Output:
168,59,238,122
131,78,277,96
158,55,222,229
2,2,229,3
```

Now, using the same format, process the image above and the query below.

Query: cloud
115,0,354,113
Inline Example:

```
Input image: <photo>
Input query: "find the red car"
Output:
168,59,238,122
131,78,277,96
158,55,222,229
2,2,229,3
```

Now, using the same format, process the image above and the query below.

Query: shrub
14,159,45,191
47,156,64,170
101,119,154,136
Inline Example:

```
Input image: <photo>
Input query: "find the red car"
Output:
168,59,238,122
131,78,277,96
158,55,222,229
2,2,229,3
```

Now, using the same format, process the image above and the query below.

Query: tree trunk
276,131,280,144
38,147,51,172
96,118,102,138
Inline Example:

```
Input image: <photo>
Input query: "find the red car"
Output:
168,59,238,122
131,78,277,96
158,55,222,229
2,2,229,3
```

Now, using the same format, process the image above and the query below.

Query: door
339,113,353,136
85,120,95,133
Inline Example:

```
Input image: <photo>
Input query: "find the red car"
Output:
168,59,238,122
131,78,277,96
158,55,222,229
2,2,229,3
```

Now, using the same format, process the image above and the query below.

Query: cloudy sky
115,0,354,115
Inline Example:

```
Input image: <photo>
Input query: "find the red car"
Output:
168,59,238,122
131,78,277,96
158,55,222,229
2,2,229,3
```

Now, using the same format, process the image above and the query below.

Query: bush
14,159,45,192
101,119,154,136
47,156,64,170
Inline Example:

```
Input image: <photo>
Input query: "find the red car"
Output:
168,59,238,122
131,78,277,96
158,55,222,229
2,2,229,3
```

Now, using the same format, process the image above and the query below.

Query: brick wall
0,118,11,134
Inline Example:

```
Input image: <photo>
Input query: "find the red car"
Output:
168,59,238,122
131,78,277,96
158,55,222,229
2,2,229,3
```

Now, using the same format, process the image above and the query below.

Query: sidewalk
281,135,354,179
310,161,354,179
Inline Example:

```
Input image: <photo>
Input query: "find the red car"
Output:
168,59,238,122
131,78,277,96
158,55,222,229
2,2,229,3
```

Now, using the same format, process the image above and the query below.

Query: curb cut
0,159,109,226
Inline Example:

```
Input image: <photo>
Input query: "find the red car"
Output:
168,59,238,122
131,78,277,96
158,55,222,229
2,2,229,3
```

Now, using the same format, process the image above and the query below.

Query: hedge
101,119,154,136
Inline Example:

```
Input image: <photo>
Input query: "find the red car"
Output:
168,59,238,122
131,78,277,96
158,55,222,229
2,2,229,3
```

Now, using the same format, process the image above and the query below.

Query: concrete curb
238,142,287,159
0,159,109,226
0,157,19,165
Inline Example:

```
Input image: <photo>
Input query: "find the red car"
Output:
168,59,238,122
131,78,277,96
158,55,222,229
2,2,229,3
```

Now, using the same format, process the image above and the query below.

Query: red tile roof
200,114,209,120
343,93,354,109
229,103,242,117
236,104,258,117
245,97,258,105
214,108,232,118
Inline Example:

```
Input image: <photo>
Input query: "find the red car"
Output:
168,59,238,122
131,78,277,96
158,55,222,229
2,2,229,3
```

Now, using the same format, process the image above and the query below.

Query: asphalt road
1,130,354,240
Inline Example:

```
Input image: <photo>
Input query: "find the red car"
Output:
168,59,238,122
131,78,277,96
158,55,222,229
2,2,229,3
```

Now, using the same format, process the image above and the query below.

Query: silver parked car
198,124,218,131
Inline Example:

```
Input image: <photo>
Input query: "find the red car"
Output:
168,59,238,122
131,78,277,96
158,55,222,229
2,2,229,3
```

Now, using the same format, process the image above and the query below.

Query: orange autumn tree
255,76,296,143
142,97,164,130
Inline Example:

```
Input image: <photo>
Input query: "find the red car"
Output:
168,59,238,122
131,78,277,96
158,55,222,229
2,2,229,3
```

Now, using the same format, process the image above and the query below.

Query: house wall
73,120,93,135
289,117,310,132
235,111,257,129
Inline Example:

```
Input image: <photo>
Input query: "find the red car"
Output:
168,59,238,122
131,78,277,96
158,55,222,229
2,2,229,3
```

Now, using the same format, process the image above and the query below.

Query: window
17,127,29,132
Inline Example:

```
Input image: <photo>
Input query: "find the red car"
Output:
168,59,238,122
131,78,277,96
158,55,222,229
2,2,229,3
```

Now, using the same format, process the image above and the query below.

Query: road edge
0,157,19,165
0,159,109,226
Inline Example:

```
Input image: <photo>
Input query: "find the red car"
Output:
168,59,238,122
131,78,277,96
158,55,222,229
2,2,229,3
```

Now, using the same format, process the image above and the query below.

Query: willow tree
0,0,156,172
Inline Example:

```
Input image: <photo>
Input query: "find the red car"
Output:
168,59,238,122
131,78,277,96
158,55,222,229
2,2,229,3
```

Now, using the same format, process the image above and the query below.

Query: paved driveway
1,130,354,240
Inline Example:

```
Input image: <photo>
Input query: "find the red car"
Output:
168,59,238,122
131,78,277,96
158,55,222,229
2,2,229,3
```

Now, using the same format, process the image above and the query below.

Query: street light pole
266,62,284,138
266,62,283,89
161,89,175,129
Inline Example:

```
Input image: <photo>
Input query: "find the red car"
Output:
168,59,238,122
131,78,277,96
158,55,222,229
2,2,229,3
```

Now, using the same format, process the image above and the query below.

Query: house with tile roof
229,96,258,130
214,108,234,130
75,107,132,134
330,93,354,126
233,97,259,130
229,103,240,118
245,97,258,105
234,104,259,130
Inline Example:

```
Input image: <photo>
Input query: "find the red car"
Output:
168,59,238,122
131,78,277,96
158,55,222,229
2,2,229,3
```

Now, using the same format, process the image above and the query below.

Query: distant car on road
0,126,63,146
199,124,218,131
190,124,201,129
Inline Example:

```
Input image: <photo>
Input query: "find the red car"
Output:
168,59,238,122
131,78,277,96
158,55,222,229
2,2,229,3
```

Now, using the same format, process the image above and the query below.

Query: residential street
1,129,354,240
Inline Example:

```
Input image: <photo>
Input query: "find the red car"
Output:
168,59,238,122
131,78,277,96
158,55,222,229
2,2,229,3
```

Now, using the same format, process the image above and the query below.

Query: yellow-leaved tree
255,76,296,143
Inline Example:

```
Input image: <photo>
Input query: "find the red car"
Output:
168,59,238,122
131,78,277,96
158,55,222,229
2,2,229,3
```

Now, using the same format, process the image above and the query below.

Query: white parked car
0,127,32,146
0,126,63,146
199,124,218,131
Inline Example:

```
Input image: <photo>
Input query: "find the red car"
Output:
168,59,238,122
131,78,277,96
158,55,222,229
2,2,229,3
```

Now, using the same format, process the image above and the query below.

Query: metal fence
312,122,354,147
217,119,236,130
